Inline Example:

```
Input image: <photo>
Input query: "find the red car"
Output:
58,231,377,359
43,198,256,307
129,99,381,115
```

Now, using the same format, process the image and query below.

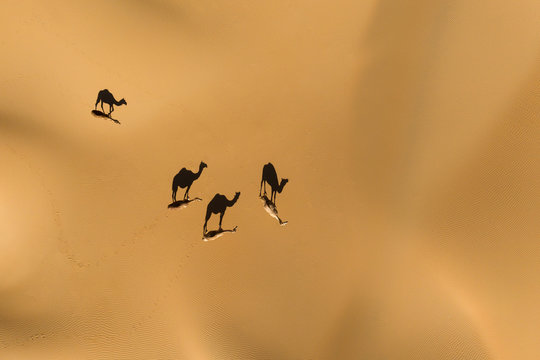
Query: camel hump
98,89,110,97
264,162,276,171
174,168,188,180
263,163,277,178
174,167,185,175
212,193,225,201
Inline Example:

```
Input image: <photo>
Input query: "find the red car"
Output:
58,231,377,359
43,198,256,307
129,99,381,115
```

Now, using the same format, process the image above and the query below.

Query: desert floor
1,1,539,359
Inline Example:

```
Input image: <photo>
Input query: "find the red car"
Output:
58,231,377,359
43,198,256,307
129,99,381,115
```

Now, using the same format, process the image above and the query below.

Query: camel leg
109,104,114,115
203,208,212,234
218,212,224,230
184,185,191,200
259,179,264,196
172,186,177,202
100,101,104,112
95,97,100,110
203,210,211,233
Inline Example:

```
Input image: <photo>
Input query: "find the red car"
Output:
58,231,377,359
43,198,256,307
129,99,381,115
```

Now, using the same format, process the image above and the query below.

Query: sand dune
0,0,539,359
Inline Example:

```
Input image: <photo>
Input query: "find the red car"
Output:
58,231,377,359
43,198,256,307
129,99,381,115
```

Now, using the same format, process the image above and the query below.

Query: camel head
279,178,289,191
119,98,127,106
234,192,241,200
200,161,208,169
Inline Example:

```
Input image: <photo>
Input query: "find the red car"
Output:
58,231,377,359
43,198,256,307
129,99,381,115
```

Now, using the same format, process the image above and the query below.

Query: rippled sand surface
1,1,539,359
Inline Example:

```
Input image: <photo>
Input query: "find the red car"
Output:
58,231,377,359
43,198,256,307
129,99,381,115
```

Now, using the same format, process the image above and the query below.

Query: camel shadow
94,88,126,118
260,163,288,205
171,162,207,203
260,194,288,226
203,192,240,233
202,226,238,242
91,110,121,124
167,197,202,209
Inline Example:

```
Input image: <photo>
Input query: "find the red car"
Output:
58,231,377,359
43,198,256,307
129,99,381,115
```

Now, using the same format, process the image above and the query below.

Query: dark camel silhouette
259,163,288,205
171,161,207,202
94,89,127,115
203,192,240,233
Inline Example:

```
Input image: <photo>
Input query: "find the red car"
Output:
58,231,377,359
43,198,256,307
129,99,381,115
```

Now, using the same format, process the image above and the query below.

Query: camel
172,162,207,202
94,89,127,115
259,163,288,205
203,192,240,234
260,194,288,226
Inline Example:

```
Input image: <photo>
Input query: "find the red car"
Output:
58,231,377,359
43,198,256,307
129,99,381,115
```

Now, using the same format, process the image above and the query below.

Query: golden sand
0,1,539,359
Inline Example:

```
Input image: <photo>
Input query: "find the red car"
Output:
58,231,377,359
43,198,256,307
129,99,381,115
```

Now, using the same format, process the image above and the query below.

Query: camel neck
195,166,204,178
227,196,238,206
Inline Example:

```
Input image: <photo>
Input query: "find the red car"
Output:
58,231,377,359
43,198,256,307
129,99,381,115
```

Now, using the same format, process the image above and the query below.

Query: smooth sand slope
0,0,539,359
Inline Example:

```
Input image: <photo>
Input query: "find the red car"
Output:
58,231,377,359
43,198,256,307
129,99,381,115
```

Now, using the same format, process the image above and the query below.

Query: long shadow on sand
202,226,238,242
260,194,288,226
167,197,202,209
91,110,121,124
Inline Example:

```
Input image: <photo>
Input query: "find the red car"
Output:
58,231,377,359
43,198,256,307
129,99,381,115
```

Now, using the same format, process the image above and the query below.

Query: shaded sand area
1,0,539,359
